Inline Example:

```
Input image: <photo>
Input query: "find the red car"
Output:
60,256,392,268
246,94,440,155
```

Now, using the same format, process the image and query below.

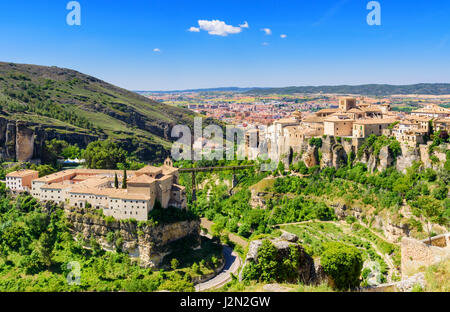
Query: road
195,245,241,292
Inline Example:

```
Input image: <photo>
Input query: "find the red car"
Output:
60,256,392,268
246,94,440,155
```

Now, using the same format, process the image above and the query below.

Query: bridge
178,164,256,200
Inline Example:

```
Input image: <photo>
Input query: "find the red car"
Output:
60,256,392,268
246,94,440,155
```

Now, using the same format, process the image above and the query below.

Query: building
352,119,397,139
323,114,355,137
6,169,39,192
434,118,450,133
8,158,186,222
411,104,450,118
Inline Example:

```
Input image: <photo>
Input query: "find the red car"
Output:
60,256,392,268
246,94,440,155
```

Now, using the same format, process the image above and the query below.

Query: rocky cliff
65,208,201,268
297,135,447,174
0,116,98,162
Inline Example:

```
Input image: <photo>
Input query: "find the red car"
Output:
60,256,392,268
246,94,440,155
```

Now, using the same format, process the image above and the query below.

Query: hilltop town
242,97,450,166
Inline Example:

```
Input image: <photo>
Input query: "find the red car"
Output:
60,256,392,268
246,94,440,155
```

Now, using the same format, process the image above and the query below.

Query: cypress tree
114,173,118,189
122,169,127,189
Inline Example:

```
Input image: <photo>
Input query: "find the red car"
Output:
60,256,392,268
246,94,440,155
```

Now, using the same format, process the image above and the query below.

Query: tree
114,173,119,189
321,242,363,290
122,169,127,189
171,258,179,270
256,240,278,282
82,140,127,169
411,196,447,245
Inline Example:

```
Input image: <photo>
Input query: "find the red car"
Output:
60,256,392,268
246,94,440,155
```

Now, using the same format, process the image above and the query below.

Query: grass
424,259,450,292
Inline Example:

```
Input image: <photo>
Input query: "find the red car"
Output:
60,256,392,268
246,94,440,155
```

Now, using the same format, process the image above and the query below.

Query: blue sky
0,0,449,90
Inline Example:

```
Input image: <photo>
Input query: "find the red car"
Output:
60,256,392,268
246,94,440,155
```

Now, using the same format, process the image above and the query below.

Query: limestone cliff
295,135,447,174
65,208,201,268
0,117,98,162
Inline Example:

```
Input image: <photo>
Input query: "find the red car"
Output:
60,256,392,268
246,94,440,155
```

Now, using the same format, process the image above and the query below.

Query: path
195,245,241,292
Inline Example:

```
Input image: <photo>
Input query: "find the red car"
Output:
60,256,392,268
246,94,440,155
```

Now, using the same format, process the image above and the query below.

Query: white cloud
153,48,161,52
188,26,200,32
188,19,245,36
280,34,287,38
261,28,272,35
262,42,269,46
239,21,249,28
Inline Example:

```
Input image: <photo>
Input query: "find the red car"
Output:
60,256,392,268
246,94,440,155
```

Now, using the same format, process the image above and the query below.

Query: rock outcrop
0,117,98,162
240,235,317,284
65,208,201,268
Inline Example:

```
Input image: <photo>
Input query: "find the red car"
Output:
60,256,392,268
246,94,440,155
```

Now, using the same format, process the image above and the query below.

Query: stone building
7,158,186,221
6,169,39,192
352,119,397,138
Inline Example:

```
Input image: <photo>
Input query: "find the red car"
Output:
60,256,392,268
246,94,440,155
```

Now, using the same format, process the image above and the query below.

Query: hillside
246,83,450,96
0,62,197,161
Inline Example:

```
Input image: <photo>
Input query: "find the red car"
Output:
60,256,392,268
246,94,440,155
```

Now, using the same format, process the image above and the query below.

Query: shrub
320,242,363,290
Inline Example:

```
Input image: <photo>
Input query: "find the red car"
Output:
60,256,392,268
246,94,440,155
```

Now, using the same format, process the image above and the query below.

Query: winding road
195,245,241,292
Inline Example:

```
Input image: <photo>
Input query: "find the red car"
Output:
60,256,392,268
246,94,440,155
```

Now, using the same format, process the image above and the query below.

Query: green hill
246,83,450,96
0,62,198,161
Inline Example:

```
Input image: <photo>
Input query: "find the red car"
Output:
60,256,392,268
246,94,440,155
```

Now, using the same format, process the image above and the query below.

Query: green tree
411,196,447,245
321,242,363,290
257,240,278,282
122,169,127,189
171,258,179,270
114,173,119,189
82,140,127,169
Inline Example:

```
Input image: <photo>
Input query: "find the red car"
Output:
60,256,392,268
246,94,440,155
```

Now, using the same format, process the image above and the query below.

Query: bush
320,242,363,290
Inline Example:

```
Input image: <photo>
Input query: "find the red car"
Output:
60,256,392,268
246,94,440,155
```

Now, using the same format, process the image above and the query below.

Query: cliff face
65,209,201,268
297,135,447,174
0,117,98,162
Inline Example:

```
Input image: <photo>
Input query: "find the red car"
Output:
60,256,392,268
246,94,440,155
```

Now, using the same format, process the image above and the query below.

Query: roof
161,165,178,175
353,118,397,125
127,174,155,184
273,118,299,125
412,104,450,114
108,190,151,200
136,166,162,174
360,106,382,112
6,169,39,178
33,169,138,183
302,116,325,123
316,108,339,114
347,108,364,113
41,182,72,190
324,115,354,122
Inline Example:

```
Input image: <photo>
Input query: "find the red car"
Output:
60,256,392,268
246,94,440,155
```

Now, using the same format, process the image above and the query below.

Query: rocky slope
65,208,201,268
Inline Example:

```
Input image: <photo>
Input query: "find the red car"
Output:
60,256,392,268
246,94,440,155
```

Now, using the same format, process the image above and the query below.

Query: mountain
136,87,255,94
245,83,450,96
0,62,198,162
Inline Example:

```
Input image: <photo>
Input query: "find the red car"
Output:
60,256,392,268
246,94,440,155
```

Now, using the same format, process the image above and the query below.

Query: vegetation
320,242,363,290
82,140,127,169
0,61,199,162
0,188,206,292
246,83,450,96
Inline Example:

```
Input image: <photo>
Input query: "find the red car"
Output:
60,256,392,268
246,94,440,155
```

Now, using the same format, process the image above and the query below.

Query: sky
0,0,449,91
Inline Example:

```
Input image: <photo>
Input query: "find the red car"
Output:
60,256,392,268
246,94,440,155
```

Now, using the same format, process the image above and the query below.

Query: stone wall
401,235,450,278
